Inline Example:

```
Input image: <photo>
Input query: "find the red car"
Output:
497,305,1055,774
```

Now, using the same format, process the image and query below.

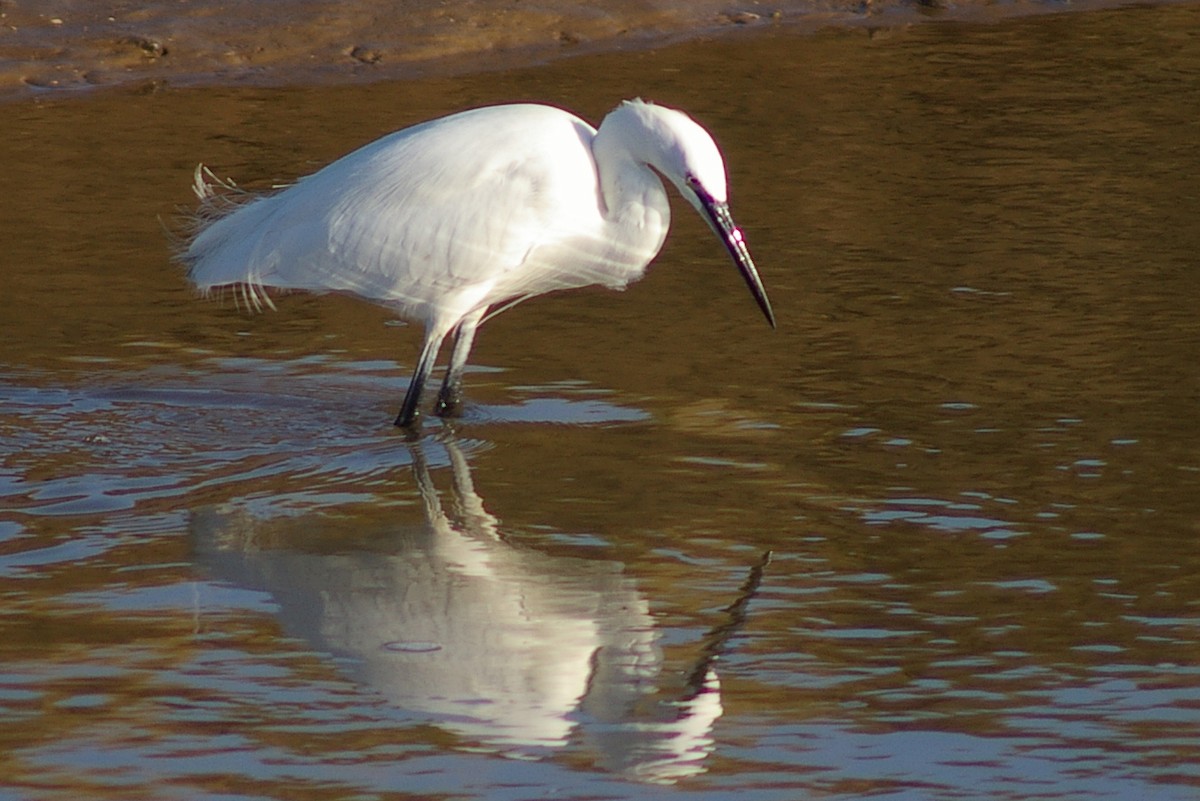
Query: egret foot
434,386,464,418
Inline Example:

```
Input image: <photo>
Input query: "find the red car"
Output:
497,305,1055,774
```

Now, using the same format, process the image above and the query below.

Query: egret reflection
191,438,762,782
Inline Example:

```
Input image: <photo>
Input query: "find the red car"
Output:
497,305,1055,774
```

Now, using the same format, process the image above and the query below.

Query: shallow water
3,6,1200,800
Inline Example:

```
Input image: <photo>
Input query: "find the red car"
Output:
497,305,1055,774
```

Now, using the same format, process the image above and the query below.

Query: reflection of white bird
191,438,726,782
179,99,775,427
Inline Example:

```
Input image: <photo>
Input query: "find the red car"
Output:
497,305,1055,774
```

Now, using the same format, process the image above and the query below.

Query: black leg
396,330,445,428
435,309,484,419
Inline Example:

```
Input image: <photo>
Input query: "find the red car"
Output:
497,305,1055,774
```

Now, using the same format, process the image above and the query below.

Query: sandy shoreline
0,0,1172,103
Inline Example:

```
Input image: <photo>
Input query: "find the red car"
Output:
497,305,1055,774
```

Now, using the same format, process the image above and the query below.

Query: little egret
179,99,774,428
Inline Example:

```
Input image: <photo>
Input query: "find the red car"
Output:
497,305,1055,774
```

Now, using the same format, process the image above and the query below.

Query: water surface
2,6,1200,800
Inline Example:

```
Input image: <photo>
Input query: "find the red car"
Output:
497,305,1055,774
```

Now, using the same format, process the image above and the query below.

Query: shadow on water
190,435,767,783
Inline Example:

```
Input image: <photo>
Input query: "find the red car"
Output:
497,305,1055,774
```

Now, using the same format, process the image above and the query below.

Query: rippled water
3,6,1200,800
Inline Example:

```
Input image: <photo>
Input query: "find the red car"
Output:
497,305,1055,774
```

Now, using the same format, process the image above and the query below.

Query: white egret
179,99,774,428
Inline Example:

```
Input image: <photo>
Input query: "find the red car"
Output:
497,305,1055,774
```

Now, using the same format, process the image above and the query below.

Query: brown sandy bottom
0,0,1161,103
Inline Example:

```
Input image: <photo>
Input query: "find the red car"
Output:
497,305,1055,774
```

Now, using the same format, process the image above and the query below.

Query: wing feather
183,105,605,326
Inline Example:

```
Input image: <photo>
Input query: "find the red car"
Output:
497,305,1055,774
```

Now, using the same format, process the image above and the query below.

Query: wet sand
0,0,1153,103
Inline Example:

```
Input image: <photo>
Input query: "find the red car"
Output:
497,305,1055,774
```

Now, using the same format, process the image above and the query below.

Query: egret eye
684,173,713,203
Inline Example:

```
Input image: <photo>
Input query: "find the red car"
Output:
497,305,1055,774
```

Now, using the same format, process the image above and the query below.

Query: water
3,6,1200,799
1,0,1115,102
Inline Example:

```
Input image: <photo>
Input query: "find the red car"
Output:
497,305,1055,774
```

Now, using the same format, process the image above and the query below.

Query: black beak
698,194,776,329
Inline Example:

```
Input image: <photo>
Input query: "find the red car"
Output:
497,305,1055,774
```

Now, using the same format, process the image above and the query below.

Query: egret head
608,99,775,329
610,99,729,205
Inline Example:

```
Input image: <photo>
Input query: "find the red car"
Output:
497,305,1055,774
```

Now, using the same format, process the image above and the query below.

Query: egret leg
396,329,448,428
435,308,485,418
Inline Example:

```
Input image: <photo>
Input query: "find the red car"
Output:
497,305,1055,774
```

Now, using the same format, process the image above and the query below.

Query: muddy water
3,6,1200,800
1,0,1130,101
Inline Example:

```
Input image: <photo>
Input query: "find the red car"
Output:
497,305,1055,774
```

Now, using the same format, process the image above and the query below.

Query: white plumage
180,99,774,427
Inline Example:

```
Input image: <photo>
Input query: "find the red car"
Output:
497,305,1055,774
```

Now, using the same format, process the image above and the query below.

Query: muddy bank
0,0,1158,103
